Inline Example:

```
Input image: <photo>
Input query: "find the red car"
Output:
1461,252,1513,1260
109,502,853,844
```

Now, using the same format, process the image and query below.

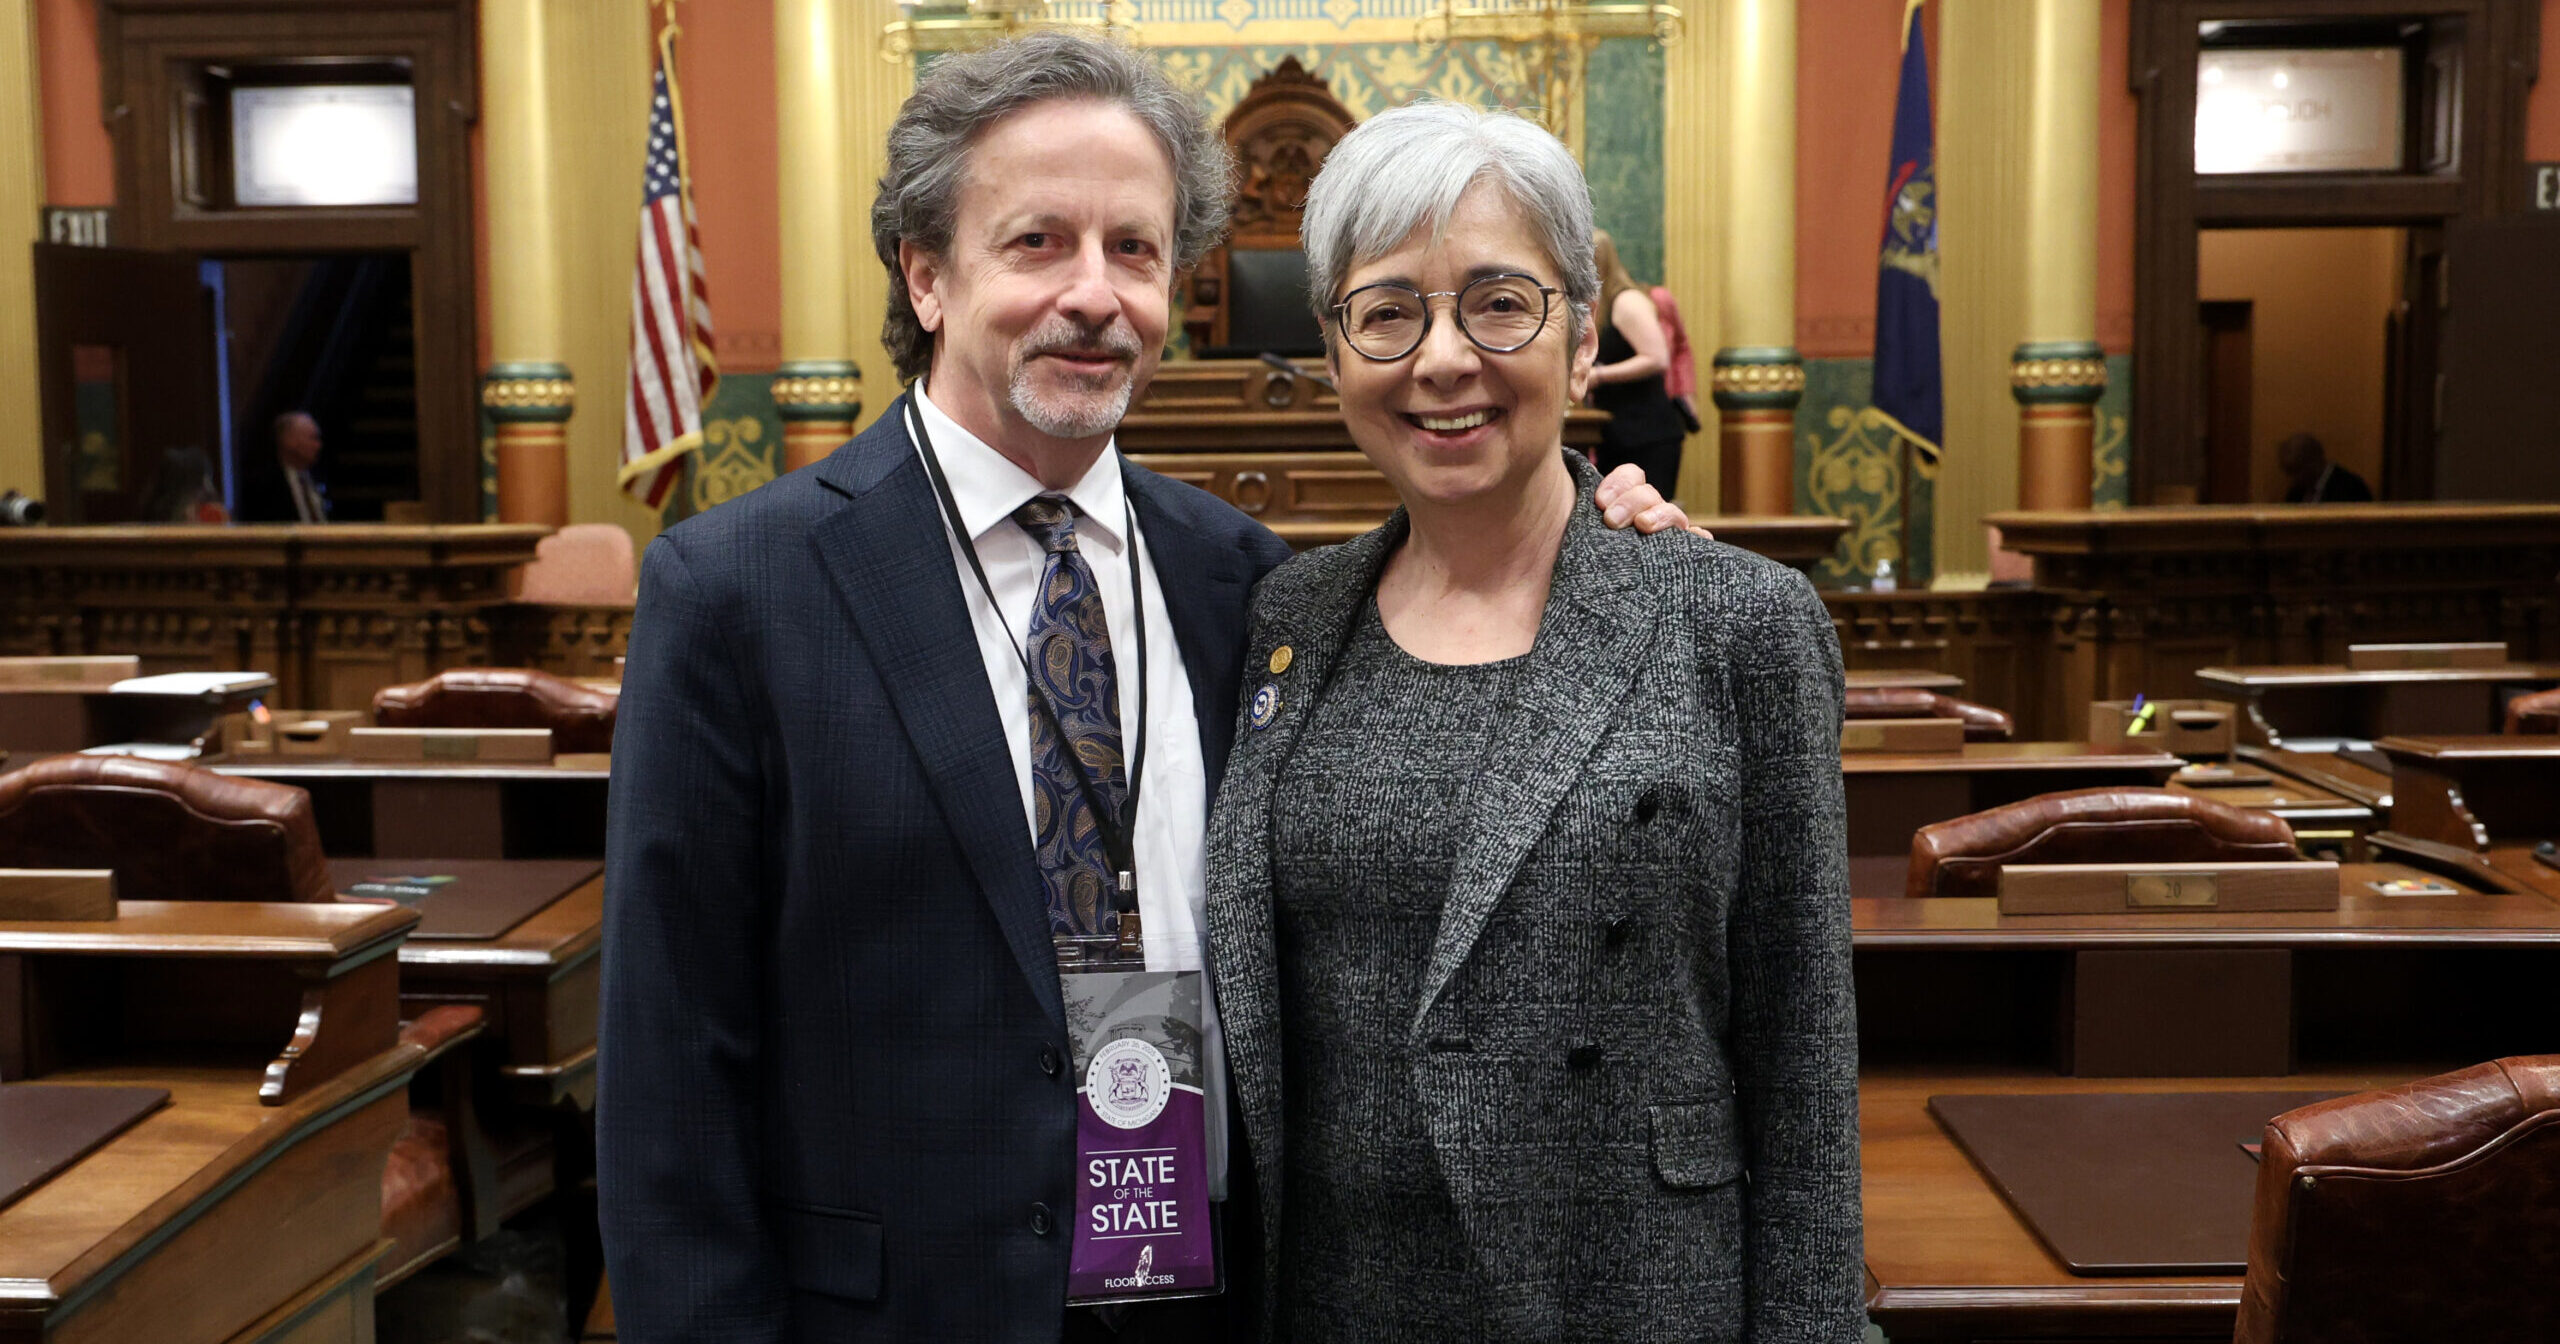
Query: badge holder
1059,902,1223,1305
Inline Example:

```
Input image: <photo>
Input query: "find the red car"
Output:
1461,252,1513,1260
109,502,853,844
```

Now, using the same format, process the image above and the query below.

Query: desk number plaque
1058,930,1219,1305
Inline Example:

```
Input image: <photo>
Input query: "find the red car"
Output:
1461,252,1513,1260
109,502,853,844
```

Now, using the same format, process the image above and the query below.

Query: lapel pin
1268,645,1294,675
1250,682,1282,731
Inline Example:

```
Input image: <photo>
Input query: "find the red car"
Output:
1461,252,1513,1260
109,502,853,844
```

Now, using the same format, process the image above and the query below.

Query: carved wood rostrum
1183,57,1357,356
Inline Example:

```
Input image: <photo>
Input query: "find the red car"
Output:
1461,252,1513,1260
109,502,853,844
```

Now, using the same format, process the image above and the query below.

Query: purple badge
1064,970,1218,1302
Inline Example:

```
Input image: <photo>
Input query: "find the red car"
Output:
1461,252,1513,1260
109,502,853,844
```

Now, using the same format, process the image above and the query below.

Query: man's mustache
1021,321,1143,363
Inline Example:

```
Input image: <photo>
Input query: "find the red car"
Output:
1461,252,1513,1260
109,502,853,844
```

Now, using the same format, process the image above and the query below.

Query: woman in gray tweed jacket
1203,102,1862,1342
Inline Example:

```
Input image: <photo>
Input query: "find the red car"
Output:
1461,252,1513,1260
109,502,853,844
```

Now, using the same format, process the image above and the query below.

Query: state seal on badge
1086,1036,1173,1130
1249,683,1281,731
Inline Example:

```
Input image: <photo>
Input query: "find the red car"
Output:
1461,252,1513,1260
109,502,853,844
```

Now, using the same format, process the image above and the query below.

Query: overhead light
231,85,418,208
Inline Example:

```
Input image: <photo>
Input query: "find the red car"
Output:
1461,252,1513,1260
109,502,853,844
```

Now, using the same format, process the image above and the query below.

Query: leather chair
0,754,505,1289
2505,686,2560,734
373,667,619,753
1845,686,2016,742
0,753,335,902
2236,1055,2560,1343
1905,786,2299,899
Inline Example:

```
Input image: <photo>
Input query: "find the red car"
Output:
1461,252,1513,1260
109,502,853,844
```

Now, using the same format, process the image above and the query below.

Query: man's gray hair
871,32,1232,383
1300,101,1598,339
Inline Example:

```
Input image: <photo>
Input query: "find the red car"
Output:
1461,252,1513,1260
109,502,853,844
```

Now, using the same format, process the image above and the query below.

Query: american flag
619,17,716,509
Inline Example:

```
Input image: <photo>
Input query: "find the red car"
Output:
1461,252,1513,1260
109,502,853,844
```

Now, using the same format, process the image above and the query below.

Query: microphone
1257,352,1335,394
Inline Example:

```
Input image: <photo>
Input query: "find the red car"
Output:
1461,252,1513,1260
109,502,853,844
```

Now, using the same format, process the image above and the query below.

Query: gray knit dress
1269,601,1522,1339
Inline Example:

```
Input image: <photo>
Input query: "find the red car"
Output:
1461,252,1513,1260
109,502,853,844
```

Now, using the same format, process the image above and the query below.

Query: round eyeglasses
1329,273,1562,363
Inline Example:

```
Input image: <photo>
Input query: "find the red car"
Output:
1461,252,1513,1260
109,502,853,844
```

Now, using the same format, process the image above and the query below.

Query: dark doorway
2198,300,2253,504
33,244,219,524
219,254,419,523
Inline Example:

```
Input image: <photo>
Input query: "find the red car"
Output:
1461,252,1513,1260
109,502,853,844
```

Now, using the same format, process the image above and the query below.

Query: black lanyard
907,393,1149,912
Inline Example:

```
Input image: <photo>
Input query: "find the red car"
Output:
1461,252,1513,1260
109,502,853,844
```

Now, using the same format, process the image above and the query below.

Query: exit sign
40,206,112,247
2533,163,2560,212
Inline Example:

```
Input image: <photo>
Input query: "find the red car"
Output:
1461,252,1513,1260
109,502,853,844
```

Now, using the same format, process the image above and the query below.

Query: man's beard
1007,317,1145,440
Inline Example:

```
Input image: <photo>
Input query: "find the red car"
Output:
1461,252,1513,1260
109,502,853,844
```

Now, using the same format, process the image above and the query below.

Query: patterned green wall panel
1581,40,1665,287
1795,358,1935,588
1792,353,2136,586
663,373,787,526
2093,353,2132,510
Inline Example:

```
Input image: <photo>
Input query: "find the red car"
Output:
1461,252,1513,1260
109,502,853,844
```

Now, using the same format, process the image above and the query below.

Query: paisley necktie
1013,495,1127,936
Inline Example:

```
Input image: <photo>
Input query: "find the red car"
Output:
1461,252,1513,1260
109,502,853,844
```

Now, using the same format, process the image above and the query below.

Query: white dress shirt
288,468,326,523
910,385,1231,1192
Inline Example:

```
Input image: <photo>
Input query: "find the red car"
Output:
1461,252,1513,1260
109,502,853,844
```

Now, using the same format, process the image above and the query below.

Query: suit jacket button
1605,915,1634,947
1040,1046,1062,1078
1030,1203,1054,1236
1568,1044,1603,1071
1633,789,1661,823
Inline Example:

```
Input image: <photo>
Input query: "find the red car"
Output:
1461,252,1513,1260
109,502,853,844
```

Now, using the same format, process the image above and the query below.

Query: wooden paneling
0,525,546,709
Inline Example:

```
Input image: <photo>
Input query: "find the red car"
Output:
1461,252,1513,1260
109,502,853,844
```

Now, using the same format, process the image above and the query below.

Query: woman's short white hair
1300,101,1599,339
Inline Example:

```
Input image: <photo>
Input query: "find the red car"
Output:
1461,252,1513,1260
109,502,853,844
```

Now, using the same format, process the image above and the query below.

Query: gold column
482,0,572,526
550,1,653,538
2011,0,2102,511
0,0,42,502
1933,0,2032,578
1709,0,1798,516
1661,0,1723,510
774,0,859,471
837,0,909,442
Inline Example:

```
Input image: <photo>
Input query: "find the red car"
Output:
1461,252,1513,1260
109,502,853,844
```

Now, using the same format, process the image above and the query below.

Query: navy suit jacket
598,396,1293,1343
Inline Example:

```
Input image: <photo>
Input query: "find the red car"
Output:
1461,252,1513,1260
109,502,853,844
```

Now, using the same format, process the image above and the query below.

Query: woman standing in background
1586,230,1689,492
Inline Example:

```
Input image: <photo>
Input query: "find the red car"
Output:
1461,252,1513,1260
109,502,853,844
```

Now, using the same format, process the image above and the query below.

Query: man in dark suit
233,411,332,523
2279,432,2374,504
598,32,1687,1344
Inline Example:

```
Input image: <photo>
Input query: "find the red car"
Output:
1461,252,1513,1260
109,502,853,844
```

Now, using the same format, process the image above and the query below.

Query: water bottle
1872,557,1898,593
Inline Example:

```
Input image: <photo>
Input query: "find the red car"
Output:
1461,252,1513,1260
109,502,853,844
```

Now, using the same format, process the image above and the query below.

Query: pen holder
2087,699,2236,758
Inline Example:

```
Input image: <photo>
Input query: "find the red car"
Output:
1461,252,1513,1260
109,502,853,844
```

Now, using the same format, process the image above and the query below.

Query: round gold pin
1268,646,1294,675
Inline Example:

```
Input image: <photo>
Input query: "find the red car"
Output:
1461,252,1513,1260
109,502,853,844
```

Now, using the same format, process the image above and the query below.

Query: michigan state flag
1874,0,1941,459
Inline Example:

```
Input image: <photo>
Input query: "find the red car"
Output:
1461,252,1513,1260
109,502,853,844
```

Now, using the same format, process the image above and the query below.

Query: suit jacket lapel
1409,489,1657,1040
806,402,1062,1031
1122,465,1251,798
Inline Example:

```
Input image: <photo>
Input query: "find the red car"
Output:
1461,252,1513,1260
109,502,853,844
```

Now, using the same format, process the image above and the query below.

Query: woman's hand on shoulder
1595,463,1714,540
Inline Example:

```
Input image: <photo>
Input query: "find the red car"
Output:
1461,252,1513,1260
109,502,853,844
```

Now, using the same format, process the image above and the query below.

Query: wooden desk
1861,1064,2437,1343
1847,668,1966,693
1855,863,2560,1077
2237,745,2393,810
0,902,425,1343
1853,867,2560,948
2371,734,2560,850
2163,778,2371,861
2362,735,2560,908
385,870,605,1111
1843,744,2184,895
212,754,611,859
2196,663,2560,748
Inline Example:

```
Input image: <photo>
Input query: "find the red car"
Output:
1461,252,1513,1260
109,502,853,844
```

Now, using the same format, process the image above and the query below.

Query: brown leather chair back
2505,687,2560,735
2236,1055,2560,1344
373,668,618,753
1905,786,2299,899
0,754,334,902
1844,686,2016,742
